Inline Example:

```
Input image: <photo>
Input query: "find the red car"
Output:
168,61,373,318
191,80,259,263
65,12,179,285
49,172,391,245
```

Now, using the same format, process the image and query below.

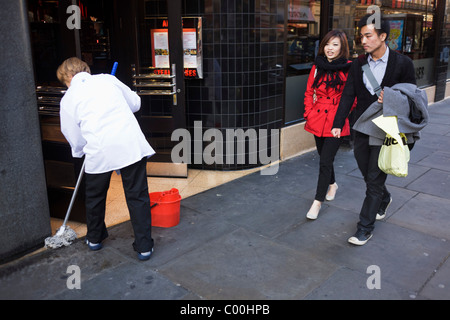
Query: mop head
44,225,77,249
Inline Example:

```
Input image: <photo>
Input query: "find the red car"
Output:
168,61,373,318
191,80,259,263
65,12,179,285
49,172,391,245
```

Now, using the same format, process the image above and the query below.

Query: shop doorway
131,0,197,178
29,0,119,222
30,0,192,222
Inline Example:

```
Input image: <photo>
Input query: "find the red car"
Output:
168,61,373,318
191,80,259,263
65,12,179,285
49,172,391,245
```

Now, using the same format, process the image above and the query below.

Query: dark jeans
314,136,343,202
85,157,154,252
353,132,390,232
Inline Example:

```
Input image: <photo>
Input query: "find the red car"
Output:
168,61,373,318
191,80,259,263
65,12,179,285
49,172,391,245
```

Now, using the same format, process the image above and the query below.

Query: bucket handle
150,189,179,209
150,193,164,209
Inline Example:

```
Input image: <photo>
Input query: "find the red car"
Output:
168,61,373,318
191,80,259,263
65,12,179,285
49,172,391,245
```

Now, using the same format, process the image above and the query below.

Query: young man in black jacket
331,14,416,245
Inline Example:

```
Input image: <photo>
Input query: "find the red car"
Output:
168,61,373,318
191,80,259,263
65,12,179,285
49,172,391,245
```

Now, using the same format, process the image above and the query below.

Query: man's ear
380,33,387,42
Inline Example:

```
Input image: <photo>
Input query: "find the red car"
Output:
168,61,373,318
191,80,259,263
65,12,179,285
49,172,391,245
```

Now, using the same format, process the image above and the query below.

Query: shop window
446,0,450,80
285,0,321,124
354,1,437,87
28,0,113,85
331,1,357,58
28,0,64,85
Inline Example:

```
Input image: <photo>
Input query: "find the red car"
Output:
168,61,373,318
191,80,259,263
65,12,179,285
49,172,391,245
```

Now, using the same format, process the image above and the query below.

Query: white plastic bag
372,115,410,177
378,133,410,177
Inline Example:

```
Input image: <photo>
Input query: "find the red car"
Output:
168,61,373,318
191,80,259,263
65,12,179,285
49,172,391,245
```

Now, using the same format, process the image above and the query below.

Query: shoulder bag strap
361,63,382,97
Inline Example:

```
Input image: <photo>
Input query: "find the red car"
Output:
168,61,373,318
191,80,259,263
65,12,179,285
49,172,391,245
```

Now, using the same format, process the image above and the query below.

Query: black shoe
137,248,154,261
86,240,103,251
348,229,373,246
376,197,392,220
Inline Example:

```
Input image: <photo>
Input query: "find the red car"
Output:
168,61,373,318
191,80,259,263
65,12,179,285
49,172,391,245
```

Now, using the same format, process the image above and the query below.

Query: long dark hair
312,30,352,90
317,30,350,60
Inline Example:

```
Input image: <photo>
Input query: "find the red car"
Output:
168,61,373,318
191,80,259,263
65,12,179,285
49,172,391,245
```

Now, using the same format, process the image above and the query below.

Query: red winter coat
303,64,355,137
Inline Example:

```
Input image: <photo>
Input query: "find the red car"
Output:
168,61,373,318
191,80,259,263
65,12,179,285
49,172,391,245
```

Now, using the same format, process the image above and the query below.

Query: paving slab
385,163,429,188
0,242,129,300
427,112,450,125
50,260,193,300
429,101,450,114
408,144,436,164
421,122,450,136
388,193,450,241
416,132,450,151
416,150,450,172
419,256,450,300
316,174,367,213
277,206,450,296
305,267,412,300
406,168,450,199
105,205,239,266
361,222,450,295
157,228,338,300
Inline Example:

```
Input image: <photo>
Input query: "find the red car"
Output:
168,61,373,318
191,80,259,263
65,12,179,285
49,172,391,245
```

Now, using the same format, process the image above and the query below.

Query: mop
45,62,119,249
44,161,85,248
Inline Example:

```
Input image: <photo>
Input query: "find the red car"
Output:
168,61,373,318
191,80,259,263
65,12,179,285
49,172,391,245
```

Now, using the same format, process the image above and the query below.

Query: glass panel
354,0,437,87
331,0,357,58
446,0,450,80
285,0,321,124
28,0,114,84
28,0,63,85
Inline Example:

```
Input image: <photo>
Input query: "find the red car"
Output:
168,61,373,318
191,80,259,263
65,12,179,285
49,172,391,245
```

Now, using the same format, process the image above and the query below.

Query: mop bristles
44,225,77,249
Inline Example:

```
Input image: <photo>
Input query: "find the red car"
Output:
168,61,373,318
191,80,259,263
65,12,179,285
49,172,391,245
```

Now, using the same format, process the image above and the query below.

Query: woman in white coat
57,57,155,261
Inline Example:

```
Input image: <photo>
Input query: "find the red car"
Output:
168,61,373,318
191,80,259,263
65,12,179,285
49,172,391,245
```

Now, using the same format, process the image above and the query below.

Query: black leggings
314,136,343,202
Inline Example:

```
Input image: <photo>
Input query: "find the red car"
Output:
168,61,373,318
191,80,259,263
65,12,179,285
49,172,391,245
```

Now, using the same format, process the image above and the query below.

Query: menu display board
150,17,203,79
151,28,197,68
152,29,170,68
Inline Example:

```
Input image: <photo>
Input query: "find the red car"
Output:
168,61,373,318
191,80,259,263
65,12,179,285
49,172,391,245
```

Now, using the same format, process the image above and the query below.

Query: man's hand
331,128,341,138
378,90,384,104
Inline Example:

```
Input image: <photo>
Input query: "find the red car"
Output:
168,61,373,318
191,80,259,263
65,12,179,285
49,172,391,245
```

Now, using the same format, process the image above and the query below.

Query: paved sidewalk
1,99,449,302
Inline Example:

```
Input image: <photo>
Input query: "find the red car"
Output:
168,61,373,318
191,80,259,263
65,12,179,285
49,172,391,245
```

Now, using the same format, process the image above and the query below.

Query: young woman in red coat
303,30,355,220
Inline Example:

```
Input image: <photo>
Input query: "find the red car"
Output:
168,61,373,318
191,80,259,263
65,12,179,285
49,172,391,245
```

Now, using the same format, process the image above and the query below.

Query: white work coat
60,72,155,174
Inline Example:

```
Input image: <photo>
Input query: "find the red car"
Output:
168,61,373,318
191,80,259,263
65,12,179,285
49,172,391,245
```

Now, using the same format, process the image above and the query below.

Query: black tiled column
0,0,51,262
186,0,286,170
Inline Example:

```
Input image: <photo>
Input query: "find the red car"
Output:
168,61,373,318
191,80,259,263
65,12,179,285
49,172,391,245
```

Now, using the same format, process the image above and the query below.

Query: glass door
133,0,192,177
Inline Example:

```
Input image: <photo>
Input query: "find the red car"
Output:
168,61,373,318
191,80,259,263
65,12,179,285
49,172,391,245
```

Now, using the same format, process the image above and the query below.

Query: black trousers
84,157,154,252
314,136,343,202
353,132,390,232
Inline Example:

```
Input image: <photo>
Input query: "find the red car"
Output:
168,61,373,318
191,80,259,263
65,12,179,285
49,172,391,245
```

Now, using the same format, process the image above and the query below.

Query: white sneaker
325,183,338,201
306,201,322,220
376,197,392,220
348,229,373,246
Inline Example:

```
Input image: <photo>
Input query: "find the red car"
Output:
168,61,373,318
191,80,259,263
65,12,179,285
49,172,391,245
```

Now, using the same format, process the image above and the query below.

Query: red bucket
149,188,181,228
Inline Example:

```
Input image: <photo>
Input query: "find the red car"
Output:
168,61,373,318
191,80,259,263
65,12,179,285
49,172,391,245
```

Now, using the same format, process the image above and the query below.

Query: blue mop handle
111,62,118,76
111,61,121,177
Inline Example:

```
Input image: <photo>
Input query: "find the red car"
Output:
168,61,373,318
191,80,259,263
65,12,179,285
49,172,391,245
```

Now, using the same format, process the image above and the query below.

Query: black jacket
333,49,416,130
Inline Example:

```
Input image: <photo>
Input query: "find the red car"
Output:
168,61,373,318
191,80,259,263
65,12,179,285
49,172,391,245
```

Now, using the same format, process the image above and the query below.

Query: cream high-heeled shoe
325,183,338,201
306,200,322,220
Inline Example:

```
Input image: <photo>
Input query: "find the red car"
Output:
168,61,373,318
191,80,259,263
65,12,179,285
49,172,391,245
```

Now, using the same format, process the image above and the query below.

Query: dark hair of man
357,13,390,39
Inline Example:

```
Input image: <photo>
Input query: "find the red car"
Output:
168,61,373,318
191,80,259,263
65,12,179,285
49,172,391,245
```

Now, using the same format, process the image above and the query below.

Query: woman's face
324,37,342,62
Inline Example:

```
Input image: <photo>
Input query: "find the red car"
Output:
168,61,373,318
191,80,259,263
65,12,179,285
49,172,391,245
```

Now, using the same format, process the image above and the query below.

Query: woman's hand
331,128,341,138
